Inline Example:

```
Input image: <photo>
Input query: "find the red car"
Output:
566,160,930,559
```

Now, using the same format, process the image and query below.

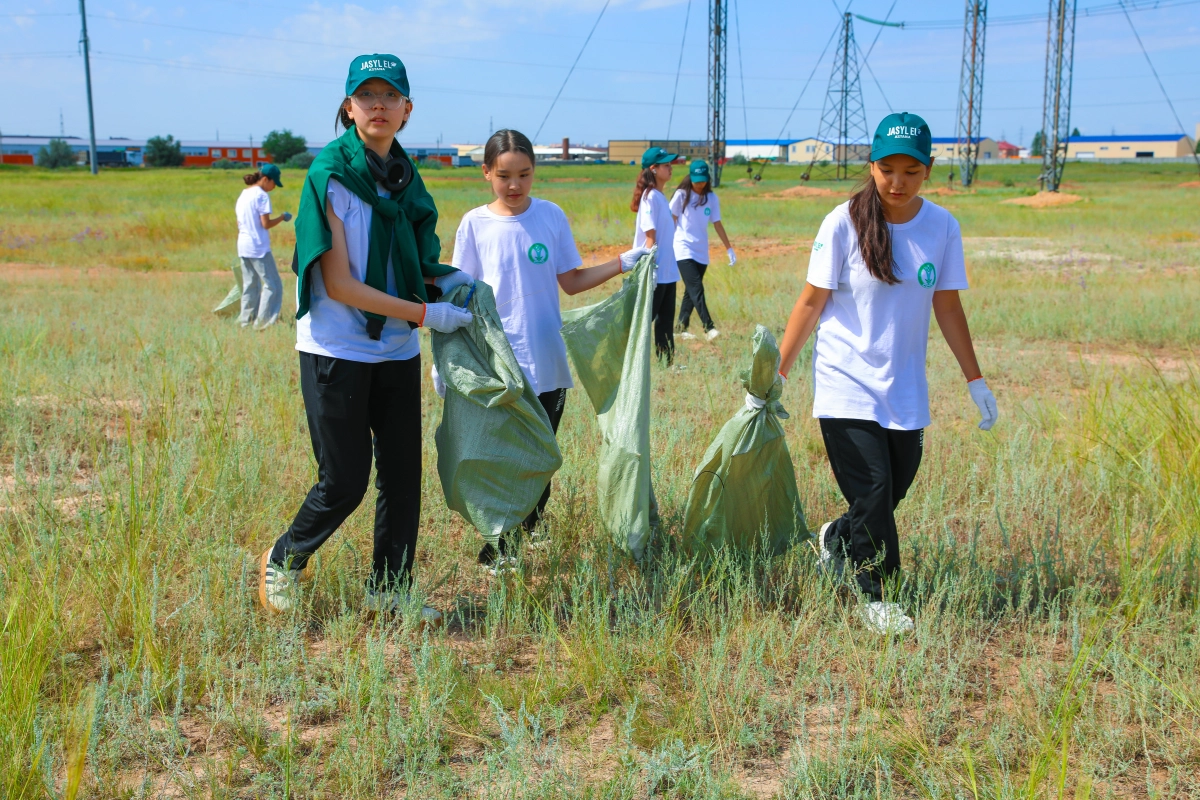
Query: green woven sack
561,250,659,561
212,259,242,316
682,325,809,556
431,282,563,545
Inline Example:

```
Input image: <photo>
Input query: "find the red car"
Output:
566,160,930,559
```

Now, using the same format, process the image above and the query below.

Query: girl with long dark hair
668,159,735,341
777,113,999,635
631,147,680,364
234,162,290,329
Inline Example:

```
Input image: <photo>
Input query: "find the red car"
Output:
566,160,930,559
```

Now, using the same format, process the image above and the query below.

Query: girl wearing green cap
668,159,736,342
443,128,649,572
258,54,473,623
632,147,681,364
777,112,998,636
234,165,290,329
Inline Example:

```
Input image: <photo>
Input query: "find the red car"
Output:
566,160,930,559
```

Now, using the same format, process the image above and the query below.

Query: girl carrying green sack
259,54,473,623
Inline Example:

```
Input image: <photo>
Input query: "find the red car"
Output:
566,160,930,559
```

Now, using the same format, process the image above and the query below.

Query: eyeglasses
350,89,408,110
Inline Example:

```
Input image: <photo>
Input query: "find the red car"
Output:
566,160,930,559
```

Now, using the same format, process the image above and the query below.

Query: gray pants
239,252,282,329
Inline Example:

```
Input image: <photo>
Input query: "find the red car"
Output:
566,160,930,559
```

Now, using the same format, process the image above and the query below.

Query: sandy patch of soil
1002,191,1083,207
1178,181,1200,188
758,185,846,199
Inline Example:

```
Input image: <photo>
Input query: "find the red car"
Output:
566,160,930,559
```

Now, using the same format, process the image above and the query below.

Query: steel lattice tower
954,0,987,187
708,0,728,186
804,13,868,182
1040,0,1077,192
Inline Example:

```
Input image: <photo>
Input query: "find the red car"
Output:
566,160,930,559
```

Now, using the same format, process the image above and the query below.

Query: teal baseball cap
346,54,410,97
261,162,282,187
641,146,679,169
871,112,932,165
689,160,710,182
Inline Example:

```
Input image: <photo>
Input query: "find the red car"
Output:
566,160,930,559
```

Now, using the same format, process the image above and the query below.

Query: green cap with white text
689,160,710,182
346,54,410,97
641,146,679,169
261,162,282,187
871,112,932,165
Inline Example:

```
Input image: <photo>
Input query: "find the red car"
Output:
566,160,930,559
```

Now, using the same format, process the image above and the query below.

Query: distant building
786,138,870,164
180,141,274,167
997,140,1020,158
1065,134,1195,159
607,140,710,166
725,139,798,162
929,137,1000,161
306,142,461,165
0,135,274,167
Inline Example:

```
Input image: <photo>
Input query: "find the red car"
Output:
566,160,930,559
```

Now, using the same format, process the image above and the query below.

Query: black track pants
676,258,715,332
521,388,569,531
819,418,924,601
271,352,422,589
651,281,676,364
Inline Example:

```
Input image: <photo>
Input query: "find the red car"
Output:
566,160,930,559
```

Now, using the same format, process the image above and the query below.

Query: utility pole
804,13,867,182
707,0,728,186
79,0,98,174
1040,0,1077,192
954,0,987,187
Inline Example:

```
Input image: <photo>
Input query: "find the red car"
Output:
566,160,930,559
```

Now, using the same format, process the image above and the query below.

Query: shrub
262,129,307,164
420,157,443,169
285,151,315,170
144,135,185,167
211,158,249,170
37,139,77,169
728,154,748,165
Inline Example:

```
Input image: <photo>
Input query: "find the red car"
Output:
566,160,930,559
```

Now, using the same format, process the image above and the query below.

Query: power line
533,0,611,141
666,0,692,140
1117,0,1200,175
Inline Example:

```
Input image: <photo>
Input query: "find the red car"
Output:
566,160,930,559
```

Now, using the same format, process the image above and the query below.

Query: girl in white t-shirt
668,159,736,342
450,128,647,570
777,112,999,636
234,162,290,329
631,147,681,364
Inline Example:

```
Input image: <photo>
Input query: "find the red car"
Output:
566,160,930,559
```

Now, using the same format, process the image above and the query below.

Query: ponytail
631,167,657,212
848,166,899,284
243,171,263,186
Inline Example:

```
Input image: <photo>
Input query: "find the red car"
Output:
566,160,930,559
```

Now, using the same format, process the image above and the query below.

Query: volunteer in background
777,112,999,636
669,159,735,342
447,128,648,573
235,162,290,329
631,147,681,365
259,54,473,621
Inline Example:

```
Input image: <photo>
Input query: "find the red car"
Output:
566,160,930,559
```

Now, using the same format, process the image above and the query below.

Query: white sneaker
705,328,720,342
259,549,302,613
679,331,697,340
363,589,445,628
859,601,914,635
527,528,549,550
483,555,519,577
816,521,844,578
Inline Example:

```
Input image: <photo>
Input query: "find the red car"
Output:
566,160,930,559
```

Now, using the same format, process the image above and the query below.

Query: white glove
619,247,651,273
434,270,473,294
421,302,472,333
431,366,446,399
727,248,737,266
968,378,998,431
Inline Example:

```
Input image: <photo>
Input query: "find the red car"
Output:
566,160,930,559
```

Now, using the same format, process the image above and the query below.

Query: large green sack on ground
212,260,242,316
431,282,563,546
561,250,659,561
682,325,809,556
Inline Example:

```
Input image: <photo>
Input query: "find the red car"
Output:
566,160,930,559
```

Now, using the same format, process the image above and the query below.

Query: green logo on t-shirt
528,243,549,264
918,262,937,288
813,242,825,252
704,207,711,217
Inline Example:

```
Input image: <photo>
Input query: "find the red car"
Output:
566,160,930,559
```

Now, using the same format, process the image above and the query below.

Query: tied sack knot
744,393,767,411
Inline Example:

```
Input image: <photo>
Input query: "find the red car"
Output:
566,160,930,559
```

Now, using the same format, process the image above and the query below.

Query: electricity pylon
708,0,728,186
954,0,987,187
803,13,868,182
1040,0,1077,192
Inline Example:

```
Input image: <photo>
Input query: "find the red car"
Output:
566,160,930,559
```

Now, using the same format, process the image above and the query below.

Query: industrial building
929,137,1000,161
0,135,273,167
725,139,797,162
1065,134,1195,159
607,140,710,166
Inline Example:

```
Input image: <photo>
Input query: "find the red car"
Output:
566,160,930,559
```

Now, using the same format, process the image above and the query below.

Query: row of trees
32,130,313,169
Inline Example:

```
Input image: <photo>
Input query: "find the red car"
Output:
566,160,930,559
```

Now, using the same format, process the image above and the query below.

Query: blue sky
2,0,1198,147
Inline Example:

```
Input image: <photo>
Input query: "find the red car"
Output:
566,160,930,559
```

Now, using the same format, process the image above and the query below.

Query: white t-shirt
806,198,968,430
235,186,272,258
295,178,421,364
669,188,721,264
450,198,583,395
634,189,679,284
